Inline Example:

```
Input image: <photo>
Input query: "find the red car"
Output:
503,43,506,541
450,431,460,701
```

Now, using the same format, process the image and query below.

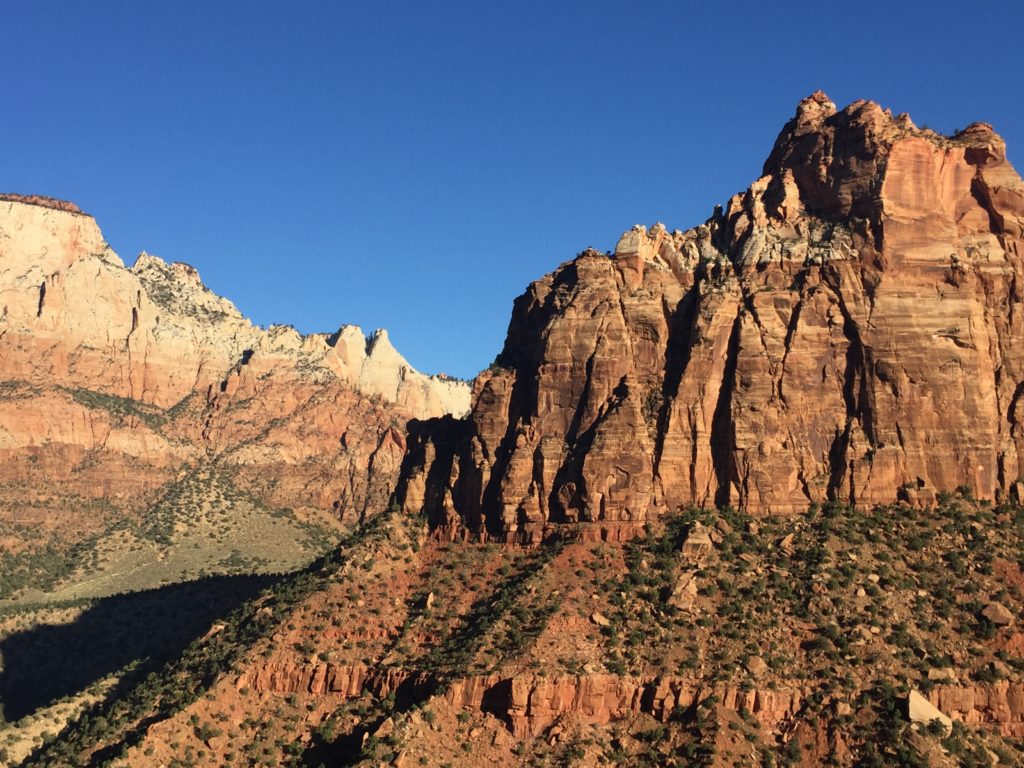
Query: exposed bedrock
397,92,1024,541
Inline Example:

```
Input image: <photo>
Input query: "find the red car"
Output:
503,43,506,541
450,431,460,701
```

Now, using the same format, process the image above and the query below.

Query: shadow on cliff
0,573,277,721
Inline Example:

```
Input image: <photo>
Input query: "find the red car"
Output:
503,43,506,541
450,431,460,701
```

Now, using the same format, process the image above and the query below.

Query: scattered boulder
927,667,958,684
981,602,1015,626
590,611,611,628
668,572,699,611
680,523,714,561
778,534,795,555
745,655,768,678
906,690,952,734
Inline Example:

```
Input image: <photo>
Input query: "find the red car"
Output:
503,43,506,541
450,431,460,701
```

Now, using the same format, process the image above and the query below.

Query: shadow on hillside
0,573,278,721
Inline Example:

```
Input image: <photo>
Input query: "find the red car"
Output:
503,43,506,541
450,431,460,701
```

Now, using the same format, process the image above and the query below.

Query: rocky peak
398,95,1024,542
357,327,470,416
794,89,837,125
366,327,395,356
1,195,470,416
0,193,108,280
131,251,245,323
956,122,1010,170
760,92,1019,229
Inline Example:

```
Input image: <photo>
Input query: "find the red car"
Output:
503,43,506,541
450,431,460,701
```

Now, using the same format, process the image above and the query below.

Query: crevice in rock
711,311,742,508
740,285,774,380
565,343,601,449
971,176,1006,236
549,377,629,523
820,280,873,503
826,424,852,503
777,278,808,405
652,285,700,479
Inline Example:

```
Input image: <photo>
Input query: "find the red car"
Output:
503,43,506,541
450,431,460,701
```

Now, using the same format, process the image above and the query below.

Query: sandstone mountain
399,91,1024,543
0,192,468,413
0,193,469,600
10,96,1024,768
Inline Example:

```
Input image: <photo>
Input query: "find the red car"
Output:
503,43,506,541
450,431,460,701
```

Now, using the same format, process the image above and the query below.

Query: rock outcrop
237,660,1024,742
398,93,1024,541
0,196,470,533
0,196,469,414
239,661,804,739
930,682,1024,738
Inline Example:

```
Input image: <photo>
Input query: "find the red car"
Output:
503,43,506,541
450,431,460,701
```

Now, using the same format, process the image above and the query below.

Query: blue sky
3,1,1022,379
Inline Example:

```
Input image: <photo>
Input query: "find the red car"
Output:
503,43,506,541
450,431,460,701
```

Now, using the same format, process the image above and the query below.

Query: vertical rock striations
0,195,470,524
398,93,1024,541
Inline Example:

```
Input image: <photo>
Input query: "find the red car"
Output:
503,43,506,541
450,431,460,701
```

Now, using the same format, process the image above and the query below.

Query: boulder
927,667,958,684
745,655,768,678
680,524,714,561
907,690,952,734
668,572,699,611
982,602,1015,626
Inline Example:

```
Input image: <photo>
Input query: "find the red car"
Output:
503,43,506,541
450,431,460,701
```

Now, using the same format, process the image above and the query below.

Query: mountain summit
399,93,1024,542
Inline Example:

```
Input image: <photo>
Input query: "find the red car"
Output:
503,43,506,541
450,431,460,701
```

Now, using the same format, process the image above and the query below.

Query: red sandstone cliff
0,197,470,545
398,93,1024,541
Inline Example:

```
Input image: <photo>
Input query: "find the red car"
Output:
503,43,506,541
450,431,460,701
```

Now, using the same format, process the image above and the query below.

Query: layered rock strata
239,660,1024,740
398,93,1024,541
0,196,468,414
0,195,470,524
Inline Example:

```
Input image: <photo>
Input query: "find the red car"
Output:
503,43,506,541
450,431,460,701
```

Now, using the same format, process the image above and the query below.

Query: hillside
14,496,1024,767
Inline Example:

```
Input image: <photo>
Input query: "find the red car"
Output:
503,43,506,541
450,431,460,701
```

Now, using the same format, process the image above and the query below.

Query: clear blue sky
3,1,1021,379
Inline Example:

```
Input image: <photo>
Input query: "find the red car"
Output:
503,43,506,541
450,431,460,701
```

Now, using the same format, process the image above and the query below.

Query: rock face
239,661,804,740
929,682,1024,737
236,660,1024,742
0,196,470,533
908,689,952,734
398,93,1024,541
0,197,469,414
